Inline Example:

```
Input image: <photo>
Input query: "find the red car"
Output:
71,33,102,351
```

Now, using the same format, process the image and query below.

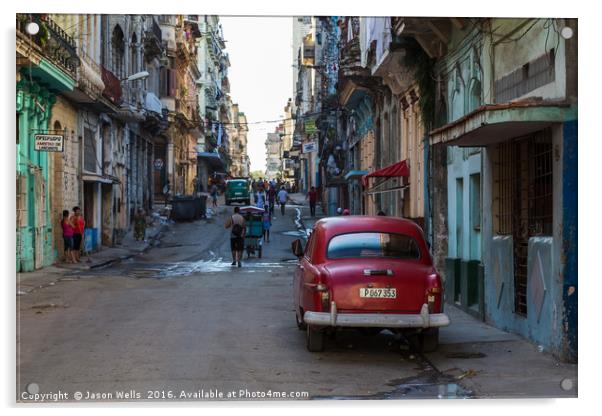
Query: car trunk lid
325,259,430,313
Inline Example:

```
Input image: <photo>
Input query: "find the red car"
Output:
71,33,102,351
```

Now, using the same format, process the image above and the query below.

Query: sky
219,16,293,173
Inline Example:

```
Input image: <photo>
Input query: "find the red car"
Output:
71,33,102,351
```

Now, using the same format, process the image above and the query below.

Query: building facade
16,14,248,271
292,15,578,362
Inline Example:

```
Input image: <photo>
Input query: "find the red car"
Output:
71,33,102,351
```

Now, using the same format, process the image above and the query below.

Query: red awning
362,160,409,186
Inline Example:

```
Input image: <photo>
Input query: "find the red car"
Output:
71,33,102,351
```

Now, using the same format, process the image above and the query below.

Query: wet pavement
16,198,577,402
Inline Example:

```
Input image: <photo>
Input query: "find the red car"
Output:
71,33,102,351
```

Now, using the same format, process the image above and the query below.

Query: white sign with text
34,134,64,152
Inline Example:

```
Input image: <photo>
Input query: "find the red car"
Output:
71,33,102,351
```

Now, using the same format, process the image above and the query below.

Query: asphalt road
16,202,576,402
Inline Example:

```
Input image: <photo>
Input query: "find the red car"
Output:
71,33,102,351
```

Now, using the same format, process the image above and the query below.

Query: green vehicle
225,178,251,205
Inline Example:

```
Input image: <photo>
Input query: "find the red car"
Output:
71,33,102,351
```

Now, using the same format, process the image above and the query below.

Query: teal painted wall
16,76,56,272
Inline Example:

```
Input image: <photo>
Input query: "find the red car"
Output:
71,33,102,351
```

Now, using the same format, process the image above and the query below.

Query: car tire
408,328,439,353
245,199,250,205
421,328,439,352
225,200,230,206
295,309,306,330
258,247,262,258
306,325,324,352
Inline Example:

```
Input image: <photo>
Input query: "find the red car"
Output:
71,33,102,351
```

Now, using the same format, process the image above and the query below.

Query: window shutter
169,69,177,97
160,67,168,97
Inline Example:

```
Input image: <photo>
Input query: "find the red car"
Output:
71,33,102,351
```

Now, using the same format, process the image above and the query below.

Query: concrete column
167,138,175,186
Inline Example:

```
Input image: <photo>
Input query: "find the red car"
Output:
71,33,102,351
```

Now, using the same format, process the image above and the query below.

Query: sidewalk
17,206,169,293
433,305,577,397
288,192,327,237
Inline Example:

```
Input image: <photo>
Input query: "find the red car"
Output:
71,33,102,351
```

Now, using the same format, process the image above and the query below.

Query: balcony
184,16,202,37
339,38,368,78
16,14,80,79
144,91,162,114
144,18,163,60
101,65,122,105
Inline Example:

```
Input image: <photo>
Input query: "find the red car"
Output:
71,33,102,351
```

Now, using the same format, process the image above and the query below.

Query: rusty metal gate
495,128,553,316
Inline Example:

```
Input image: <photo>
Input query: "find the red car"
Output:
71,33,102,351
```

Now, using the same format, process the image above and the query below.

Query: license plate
235,192,242,195
359,288,397,299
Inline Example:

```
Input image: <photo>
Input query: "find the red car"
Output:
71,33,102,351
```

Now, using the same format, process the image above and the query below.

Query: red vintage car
291,216,450,352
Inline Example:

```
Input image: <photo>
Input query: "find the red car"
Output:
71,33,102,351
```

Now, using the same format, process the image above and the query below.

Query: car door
298,230,319,312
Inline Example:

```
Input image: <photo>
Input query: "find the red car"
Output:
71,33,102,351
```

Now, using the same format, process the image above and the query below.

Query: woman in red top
306,186,318,217
61,210,76,264
70,206,85,262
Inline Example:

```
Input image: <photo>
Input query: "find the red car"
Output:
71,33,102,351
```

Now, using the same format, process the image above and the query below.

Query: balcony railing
17,14,80,78
144,17,163,59
101,65,122,105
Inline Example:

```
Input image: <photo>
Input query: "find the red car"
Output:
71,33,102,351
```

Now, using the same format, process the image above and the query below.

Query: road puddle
314,370,472,400
73,258,287,279
282,230,308,238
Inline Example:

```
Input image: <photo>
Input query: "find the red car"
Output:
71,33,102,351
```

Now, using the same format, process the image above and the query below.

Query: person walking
70,206,85,262
251,180,258,204
61,210,76,264
133,208,147,241
225,206,246,267
262,209,272,243
210,183,219,208
277,186,288,216
306,186,318,217
255,186,266,210
267,184,276,216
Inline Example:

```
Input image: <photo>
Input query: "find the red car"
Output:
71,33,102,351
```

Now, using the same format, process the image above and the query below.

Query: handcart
239,205,264,258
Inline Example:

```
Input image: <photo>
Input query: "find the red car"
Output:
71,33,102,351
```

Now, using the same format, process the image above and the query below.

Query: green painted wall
16,75,57,272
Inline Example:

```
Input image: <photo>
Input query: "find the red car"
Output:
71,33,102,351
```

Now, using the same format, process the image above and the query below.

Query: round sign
154,158,164,169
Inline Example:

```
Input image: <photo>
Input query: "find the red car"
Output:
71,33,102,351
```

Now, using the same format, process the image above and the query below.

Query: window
111,25,125,78
129,32,138,76
493,129,553,316
304,231,317,260
84,127,97,172
327,232,421,260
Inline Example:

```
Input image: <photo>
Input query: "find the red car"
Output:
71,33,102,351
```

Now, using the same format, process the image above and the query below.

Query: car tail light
425,273,443,313
315,283,330,310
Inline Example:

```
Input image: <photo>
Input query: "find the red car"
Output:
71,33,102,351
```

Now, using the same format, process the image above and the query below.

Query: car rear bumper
303,303,450,329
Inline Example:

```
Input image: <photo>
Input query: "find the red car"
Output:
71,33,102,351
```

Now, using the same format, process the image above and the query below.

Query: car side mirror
291,239,304,258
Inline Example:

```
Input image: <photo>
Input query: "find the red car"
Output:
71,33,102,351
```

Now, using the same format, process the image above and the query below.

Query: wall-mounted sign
304,117,317,134
34,134,64,152
154,158,164,170
302,141,317,153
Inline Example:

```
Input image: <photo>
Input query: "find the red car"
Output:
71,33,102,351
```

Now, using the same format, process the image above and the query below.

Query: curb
88,225,166,270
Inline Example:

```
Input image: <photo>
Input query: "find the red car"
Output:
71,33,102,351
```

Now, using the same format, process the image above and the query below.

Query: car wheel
296,309,306,330
225,200,230,206
421,328,439,352
408,328,439,353
258,247,262,258
245,199,250,205
306,325,324,352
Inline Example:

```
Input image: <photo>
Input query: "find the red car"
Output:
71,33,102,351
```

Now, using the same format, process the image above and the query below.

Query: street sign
302,141,317,153
154,158,164,170
34,134,64,152
304,117,317,134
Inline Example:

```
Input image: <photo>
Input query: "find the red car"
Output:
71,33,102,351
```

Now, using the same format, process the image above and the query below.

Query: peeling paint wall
482,123,572,360
561,119,577,361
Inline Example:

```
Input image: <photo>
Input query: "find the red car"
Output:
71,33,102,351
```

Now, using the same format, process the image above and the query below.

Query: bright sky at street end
220,16,293,173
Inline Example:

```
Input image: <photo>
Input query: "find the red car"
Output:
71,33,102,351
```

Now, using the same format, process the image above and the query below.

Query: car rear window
327,232,421,260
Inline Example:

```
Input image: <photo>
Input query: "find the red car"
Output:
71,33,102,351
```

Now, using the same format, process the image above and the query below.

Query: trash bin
171,196,199,221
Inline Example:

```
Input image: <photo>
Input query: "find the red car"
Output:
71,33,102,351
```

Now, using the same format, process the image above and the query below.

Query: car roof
314,216,426,240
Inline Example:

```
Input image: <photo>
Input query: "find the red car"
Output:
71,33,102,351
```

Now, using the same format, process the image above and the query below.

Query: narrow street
17,198,576,402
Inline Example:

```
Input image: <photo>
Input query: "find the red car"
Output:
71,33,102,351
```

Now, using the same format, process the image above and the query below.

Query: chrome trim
304,303,450,329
